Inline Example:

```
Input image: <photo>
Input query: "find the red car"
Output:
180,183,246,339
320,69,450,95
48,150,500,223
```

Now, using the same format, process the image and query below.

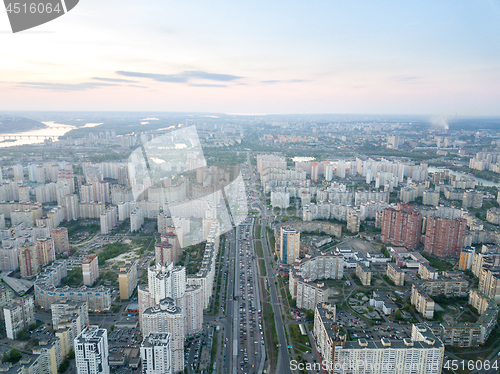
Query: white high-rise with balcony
140,333,172,374
74,325,109,374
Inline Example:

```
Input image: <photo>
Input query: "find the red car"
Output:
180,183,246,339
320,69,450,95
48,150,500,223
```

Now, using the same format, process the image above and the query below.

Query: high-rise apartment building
140,333,172,374
346,209,360,233
51,300,89,332
155,242,176,267
18,185,29,203
51,227,69,254
4,295,35,339
141,298,184,373
458,246,475,270
100,206,117,234
380,203,422,249
424,217,467,257
82,254,99,286
117,166,130,187
311,162,319,182
462,190,483,209
0,244,19,271
74,326,109,374
57,169,75,194
130,207,144,232
119,260,138,300
13,164,24,181
80,184,94,203
184,285,203,336
256,154,286,173
276,227,300,264
422,190,440,206
35,237,56,266
18,242,39,278
61,194,79,221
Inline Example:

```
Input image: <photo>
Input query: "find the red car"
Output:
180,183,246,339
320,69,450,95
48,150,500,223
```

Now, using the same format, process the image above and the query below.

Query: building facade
119,260,138,300
74,326,109,374
140,333,172,374
82,254,99,286
387,263,405,286
380,204,422,249
276,227,300,265
424,217,467,257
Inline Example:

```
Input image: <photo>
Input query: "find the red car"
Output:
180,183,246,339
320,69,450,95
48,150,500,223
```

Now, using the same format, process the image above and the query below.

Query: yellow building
119,260,138,300
356,263,371,286
459,246,475,270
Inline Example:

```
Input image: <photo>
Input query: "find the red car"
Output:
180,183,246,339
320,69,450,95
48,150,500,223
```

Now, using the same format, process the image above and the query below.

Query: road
259,214,292,374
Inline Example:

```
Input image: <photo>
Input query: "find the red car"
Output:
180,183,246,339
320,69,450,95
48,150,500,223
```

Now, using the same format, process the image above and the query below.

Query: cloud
18,82,118,91
92,77,137,83
189,83,226,88
261,79,311,84
116,70,243,83
188,71,242,81
116,71,186,82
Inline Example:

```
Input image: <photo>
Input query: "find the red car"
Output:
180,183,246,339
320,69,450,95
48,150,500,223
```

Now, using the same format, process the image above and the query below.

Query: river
0,121,76,148
428,166,500,187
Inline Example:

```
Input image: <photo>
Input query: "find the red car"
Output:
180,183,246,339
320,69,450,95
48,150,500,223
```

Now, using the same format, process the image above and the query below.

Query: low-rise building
356,263,371,286
386,263,405,286
331,324,444,374
478,266,500,304
291,276,329,310
411,275,469,319
411,286,436,319
423,290,499,348
418,263,439,280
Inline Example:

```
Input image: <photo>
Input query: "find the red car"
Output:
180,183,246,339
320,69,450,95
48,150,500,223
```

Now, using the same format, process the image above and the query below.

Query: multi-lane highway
229,218,265,373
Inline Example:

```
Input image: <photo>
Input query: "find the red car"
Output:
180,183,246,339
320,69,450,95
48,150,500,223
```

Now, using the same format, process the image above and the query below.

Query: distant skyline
1,0,500,115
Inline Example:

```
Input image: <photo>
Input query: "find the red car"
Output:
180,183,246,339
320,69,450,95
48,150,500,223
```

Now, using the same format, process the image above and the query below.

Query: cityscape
2,1,500,374
0,115,498,374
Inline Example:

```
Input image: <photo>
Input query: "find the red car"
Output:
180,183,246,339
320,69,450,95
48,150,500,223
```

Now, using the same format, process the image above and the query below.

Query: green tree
403,303,410,312
305,310,314,320
2,352,8,363
394,309,402,320
58,361,68,373
9,349,21,364
17,329,29,341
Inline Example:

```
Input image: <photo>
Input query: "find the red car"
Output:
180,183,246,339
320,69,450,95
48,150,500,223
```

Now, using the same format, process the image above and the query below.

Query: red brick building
424,217,467,257
380,203,422,249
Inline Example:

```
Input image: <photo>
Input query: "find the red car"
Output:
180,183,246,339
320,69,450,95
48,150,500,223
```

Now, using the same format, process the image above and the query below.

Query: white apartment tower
141,298,184,373
140,333,173,374
74,325,109,374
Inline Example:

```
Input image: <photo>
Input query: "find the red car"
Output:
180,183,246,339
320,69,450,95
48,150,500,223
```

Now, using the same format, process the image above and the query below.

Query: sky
0,0,500,115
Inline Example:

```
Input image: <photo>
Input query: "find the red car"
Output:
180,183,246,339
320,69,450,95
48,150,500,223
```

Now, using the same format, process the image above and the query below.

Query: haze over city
2,1,500,374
